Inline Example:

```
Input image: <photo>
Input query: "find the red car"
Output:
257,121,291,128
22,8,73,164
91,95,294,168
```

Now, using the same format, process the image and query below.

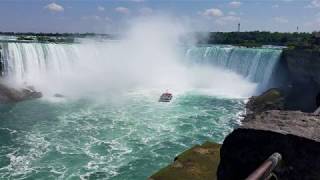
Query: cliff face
283,49,320,85
218,110,320,180
275,49,320,112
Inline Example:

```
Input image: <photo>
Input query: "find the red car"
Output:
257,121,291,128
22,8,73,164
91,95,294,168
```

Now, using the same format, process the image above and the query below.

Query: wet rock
218,110,320,180
0,83,42,103
246,88,284,114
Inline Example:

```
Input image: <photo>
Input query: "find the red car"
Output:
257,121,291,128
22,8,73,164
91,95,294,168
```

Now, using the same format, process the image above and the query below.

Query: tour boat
159,92,173,102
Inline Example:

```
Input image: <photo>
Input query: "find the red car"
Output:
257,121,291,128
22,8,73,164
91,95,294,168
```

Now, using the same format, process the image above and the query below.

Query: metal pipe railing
246,152,282,180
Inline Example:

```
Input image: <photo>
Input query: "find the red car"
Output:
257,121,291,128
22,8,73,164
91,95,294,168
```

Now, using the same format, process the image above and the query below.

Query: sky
0,0,319,33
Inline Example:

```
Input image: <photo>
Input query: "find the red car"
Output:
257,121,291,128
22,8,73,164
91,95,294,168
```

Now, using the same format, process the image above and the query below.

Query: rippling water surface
0,90,245,179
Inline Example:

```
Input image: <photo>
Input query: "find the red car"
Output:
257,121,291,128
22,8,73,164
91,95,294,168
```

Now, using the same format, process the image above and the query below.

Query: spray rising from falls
0,19,282,98
0,42,281,98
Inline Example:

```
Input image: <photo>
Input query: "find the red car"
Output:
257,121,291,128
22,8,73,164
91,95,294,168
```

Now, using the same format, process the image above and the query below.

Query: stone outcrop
246,88,284,114
0,83,42,103
218,110,320,180
149,142,221,180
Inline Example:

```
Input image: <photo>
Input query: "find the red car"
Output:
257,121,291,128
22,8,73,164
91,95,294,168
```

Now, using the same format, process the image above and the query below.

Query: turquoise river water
0,91,244,179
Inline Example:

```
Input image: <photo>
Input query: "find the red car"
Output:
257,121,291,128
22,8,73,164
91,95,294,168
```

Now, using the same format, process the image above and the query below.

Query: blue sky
0,0,319,33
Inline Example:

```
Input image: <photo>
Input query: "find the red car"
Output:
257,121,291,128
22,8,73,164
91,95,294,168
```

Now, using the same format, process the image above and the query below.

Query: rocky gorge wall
269,48,320,112
283,49,320,85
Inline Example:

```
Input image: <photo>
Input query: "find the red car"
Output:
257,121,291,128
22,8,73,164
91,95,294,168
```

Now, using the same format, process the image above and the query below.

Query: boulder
0,83,42,103
218,110,320,180
246,88,284,114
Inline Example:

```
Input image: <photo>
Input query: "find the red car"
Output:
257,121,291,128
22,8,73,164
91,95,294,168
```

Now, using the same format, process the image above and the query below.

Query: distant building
238,23,240,32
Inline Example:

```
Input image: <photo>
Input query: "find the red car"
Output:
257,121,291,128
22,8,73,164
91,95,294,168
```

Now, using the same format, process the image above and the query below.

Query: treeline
0,32,117,43
1,31,320,49
0,32,113,38
201,31,320,50
16,36,75,43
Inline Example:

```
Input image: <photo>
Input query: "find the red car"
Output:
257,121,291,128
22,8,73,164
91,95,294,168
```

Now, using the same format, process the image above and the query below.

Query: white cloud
306,0,320,8
272,4,279,8
311,0,320,7
139,7,153,15
274,17,289,23
202,8,223,17
115,7,130,14
97,6,105,11
105,16,112,22
305,4,314,8
304,17,320,29
81,15,112,24
81,15,101,21
216,15,240,25
304,13,320,29
229,1,242,8
44,2,64,12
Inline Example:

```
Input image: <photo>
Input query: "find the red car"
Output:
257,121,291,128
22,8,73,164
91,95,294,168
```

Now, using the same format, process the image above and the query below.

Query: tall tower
238,23,241,32
296,26,299,33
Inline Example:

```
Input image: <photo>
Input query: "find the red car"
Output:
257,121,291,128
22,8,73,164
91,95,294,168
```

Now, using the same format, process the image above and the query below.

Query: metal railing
245,152,282,180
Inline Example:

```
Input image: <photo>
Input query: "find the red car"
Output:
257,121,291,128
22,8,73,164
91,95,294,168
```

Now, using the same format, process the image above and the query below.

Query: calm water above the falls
0,90,245,179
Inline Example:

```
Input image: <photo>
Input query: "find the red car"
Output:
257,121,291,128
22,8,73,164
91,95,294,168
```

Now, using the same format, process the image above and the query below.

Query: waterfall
0,42,78,85
0,42,281,96
185,45,282,90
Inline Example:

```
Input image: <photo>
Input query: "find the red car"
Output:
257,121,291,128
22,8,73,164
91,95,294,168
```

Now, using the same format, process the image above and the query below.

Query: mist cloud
45,3,64,12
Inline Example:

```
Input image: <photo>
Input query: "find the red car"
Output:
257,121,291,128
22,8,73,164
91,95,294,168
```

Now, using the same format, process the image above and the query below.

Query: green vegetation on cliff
150,141,221,180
